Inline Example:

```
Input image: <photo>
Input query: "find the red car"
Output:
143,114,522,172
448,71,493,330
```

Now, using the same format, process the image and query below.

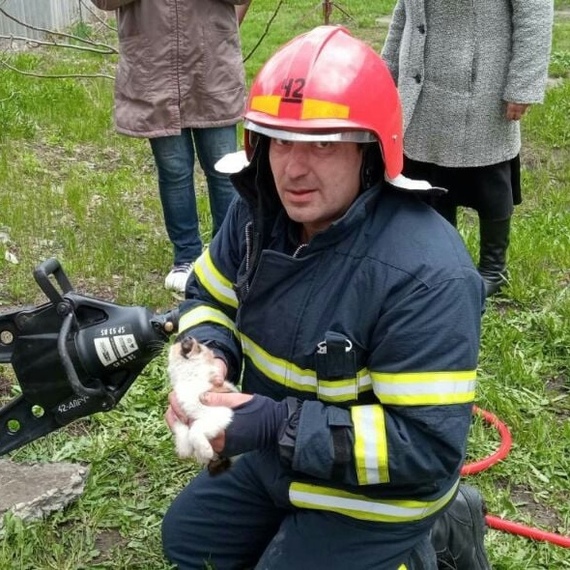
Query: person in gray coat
382,0,553,297
91,0,251,292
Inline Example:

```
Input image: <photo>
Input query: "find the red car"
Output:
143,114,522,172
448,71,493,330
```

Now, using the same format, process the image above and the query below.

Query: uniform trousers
162,448,438,570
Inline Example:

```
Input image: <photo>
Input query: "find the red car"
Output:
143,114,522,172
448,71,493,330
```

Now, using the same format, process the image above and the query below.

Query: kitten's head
167,336,234,393
168,337,216,366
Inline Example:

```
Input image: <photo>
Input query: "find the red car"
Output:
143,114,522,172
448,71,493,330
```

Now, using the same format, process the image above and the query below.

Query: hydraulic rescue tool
0,258,178,456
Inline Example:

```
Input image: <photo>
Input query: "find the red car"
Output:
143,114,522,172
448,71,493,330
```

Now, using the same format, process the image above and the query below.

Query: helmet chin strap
360,143,384,191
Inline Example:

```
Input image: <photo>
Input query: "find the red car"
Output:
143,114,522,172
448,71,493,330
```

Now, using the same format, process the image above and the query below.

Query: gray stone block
0,459,89,527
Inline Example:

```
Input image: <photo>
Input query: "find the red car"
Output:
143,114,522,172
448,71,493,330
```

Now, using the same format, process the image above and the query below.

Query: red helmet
244,25,404,180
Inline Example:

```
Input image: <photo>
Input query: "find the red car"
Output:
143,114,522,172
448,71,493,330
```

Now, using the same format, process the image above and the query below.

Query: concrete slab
0,459,89,527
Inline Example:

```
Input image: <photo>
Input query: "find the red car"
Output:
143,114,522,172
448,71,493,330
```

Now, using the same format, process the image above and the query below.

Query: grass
0,1,569,568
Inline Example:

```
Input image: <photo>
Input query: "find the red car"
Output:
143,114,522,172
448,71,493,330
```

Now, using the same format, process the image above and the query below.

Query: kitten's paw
174,438,195,459
193,441,215,464
173,423,195,459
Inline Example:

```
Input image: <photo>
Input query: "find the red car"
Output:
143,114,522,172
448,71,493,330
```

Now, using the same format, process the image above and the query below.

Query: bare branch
0,58,114,80
243,0,284,63
79,0,117,33
0,34,117,54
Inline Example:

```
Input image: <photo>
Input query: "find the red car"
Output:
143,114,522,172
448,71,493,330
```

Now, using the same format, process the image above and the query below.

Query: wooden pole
322,0,332,24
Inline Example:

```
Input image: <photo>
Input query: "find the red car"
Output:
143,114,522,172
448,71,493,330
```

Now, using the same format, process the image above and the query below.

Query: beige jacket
91,0,247,138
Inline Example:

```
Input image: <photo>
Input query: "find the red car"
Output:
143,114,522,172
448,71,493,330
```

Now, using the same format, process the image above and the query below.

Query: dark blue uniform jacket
178,149,486,524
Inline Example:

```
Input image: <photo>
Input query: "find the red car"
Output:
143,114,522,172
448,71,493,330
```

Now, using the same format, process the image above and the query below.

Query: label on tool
94,333,139,368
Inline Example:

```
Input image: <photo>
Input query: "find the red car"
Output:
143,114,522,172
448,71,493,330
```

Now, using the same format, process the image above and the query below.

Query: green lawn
0,1,569,568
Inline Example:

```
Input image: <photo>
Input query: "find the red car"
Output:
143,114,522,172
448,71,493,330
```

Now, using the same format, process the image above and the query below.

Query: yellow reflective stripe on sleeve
352,405,389,485
178,305,239,339
371,370,476,405
241,334,372,401
398,565,407,570
289,479,460,523
193,250,238,310
316,375,372,400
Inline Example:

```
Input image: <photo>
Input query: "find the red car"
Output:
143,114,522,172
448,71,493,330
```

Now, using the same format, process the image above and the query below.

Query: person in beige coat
382,0,553,297
91,0,250,292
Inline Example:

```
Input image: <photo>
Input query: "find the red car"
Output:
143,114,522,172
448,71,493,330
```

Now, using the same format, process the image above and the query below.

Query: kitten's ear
180,337,196,356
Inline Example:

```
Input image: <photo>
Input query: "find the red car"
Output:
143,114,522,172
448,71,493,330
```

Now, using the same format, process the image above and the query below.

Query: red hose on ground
486,515,570,549
460,405,570,548
461,406,512,475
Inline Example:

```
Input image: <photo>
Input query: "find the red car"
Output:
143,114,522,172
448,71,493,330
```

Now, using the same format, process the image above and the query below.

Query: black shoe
432,485,492,570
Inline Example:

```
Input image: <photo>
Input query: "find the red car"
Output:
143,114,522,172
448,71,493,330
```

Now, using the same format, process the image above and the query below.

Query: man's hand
164,391,254,454
505,102,530,121
165,391,288,458
201,392,255,453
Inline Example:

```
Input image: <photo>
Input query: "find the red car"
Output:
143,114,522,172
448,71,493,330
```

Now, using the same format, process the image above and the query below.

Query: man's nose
284,143,311,178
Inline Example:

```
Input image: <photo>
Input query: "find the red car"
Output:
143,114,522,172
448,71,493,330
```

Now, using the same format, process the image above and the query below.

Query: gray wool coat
381,0,553,168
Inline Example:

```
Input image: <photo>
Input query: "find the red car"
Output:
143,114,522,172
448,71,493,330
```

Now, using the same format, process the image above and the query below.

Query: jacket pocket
314,331,359,402
202,24,245,95
115,35,152,102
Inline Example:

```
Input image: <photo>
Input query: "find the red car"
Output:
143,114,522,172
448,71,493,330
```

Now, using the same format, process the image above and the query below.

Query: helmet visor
244,119,377,144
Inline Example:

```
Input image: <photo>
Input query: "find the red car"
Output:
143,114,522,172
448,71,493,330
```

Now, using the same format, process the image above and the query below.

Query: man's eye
313,141,332,149
273,138,292,146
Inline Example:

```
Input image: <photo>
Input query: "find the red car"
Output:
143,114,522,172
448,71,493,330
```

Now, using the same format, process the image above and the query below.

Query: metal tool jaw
0,259,177,455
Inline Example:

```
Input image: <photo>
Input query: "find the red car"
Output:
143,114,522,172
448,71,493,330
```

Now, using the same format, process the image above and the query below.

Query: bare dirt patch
92,529,130,564
509,485,567,531
545,373,570,419
496,477,567,532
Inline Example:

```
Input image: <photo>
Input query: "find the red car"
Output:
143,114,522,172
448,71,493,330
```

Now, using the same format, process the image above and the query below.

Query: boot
431,485,491,569
478,218,510,297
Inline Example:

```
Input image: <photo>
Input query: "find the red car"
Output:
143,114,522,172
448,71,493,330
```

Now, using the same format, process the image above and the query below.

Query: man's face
268,139,363,241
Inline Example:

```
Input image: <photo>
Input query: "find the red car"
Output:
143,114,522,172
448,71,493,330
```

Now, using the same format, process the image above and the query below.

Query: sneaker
431,485,491,570
164,263,194,293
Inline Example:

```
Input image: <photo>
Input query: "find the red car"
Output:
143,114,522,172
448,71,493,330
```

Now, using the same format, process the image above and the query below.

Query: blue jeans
150,126,237,266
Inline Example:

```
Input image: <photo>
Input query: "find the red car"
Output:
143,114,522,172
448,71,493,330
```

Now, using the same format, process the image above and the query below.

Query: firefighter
163,26,490,569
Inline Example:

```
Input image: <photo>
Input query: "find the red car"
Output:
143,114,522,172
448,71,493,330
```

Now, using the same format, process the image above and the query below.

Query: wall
0,0,84,41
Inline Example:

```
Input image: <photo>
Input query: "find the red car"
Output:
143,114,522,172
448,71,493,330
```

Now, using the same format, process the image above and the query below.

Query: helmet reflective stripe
250,94,351,120
244,119,376,144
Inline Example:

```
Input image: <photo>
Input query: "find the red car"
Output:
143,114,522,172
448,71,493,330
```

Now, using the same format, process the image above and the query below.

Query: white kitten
167,337,237,468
